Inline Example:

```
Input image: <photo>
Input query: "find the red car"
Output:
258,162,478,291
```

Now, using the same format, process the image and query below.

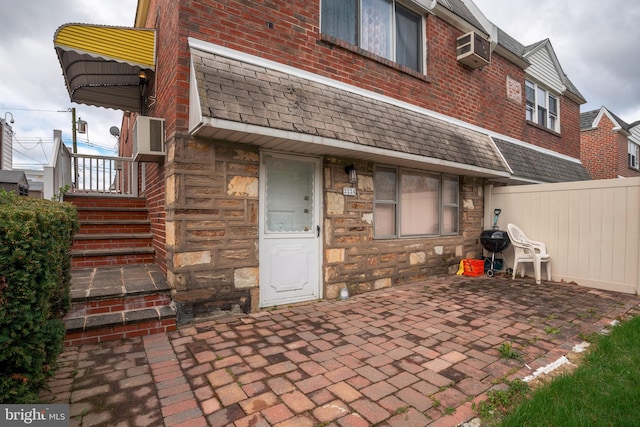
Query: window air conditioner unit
456,31,490,69
133,116,165,162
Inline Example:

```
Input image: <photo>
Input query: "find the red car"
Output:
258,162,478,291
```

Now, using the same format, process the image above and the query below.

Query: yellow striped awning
54,24,156,112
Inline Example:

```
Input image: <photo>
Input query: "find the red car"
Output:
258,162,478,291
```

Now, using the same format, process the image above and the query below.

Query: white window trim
629,141,640,169
526,80,560,132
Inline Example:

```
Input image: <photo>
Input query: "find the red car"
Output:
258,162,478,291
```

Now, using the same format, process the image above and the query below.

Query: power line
0,106,69,113
12,147,46,166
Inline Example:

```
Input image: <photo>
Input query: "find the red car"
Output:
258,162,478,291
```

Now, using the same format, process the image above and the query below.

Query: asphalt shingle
493,138,592,182
192,50,509,174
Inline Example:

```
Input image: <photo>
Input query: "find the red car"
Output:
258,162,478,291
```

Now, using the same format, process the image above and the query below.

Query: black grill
479,229,510,253
479,209,511,277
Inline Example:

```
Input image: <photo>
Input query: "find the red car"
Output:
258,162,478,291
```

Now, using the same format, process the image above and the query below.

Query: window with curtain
321,0,423,73
374,167,459,238
525,79,560,132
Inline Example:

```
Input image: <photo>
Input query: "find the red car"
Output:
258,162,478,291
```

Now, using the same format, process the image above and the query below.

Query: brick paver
45,275,640,426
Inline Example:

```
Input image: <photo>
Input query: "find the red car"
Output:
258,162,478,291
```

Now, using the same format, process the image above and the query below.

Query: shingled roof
580,109,600,130
493,138,591,182
189,41,590,184
191,48,509,176
0,170,29,187
581,107,633,132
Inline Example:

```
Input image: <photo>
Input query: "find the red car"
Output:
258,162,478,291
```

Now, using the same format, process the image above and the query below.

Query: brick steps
71,253,157,269
65,265,176,346
65,195,155,269
63,197,174,345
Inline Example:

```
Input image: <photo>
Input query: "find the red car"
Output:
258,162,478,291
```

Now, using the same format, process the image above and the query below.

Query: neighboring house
0,170,29,196
54,0,590,318
581,107,640,179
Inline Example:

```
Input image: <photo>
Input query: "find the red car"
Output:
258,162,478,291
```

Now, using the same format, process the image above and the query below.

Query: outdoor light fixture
345,164,357,184
138,70,149,114
4,112,14,124
138,70,148,86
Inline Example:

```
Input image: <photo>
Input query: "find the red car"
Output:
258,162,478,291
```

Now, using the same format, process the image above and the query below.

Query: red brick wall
618,139,640,178
145,163,167,272
143,0,581,158
521,96,582,158
581,115,621,180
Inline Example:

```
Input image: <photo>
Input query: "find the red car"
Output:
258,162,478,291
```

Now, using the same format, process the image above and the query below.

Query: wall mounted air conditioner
133,116,165,162
456,31,490,69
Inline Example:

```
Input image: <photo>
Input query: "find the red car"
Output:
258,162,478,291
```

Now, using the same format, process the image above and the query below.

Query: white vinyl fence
485,177,640,294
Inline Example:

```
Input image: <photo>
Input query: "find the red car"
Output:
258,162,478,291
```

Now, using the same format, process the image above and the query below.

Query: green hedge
0,191,78,403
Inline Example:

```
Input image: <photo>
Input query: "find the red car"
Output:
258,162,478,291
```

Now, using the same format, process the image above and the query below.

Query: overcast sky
1,0,639,169
474,0,640,122
0,0,137,169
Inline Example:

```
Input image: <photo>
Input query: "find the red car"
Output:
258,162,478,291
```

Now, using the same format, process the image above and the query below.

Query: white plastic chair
506,223,551,284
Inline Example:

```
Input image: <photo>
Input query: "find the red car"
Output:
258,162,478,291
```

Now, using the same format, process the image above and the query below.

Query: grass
498,341,523,361
544,325,561,335
496,315,640,426
474,379,530,421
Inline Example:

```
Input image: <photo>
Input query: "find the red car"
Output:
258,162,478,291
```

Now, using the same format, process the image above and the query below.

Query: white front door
259,152,322,307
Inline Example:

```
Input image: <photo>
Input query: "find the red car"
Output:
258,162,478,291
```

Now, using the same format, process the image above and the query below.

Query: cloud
474,0,640,122
0,0,137,169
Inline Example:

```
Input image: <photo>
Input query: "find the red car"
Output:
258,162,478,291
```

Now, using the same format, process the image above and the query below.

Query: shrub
0,191,78,403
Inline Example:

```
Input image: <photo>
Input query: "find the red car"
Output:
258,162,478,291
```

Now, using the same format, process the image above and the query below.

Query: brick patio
43,274,640,426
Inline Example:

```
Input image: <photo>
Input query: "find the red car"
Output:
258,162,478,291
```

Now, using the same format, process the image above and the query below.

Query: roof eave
493,44,530,69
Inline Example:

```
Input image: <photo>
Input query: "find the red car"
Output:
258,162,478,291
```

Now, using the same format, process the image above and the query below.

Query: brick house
581,107,640,180
55,0,590,320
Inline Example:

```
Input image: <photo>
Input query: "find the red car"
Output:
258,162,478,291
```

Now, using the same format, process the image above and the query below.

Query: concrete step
70,247,155,257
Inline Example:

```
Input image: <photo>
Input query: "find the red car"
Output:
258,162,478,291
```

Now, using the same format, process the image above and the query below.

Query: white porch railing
44,131,138,199
71,153,138,196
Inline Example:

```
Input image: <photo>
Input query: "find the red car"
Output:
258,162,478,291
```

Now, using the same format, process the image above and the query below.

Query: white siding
1,123,12,170
526,47,564,93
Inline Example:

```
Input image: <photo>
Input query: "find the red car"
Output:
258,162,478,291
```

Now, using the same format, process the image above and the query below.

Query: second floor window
526,80,559,132
630,142,640,169
321,0,423,73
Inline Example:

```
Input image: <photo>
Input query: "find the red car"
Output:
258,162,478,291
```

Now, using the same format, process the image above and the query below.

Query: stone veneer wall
165,136,485,315
322,159,485,300
165,136,261,317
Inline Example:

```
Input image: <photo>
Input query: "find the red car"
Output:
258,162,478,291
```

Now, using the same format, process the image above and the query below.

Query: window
374,167,458,238
630,142,640,169
525,80,559,132
321,0,423,72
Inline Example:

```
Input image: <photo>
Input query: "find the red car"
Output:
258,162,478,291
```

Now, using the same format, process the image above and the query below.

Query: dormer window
321,0,424,73
526,80,559,132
